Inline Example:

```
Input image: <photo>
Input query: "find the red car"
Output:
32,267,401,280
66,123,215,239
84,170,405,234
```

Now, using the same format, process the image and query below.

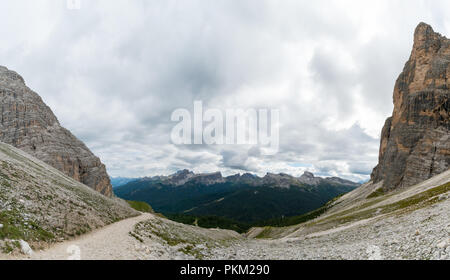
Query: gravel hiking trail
26,213,152,260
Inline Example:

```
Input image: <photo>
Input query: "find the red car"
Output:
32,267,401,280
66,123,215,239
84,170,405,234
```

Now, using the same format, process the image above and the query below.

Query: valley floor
207,196,450,260
4,179,450,260
6,194,447,260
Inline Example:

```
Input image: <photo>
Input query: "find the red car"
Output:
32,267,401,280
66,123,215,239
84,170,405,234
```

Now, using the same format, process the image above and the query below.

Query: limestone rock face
0,66,113,197
371,23,450,190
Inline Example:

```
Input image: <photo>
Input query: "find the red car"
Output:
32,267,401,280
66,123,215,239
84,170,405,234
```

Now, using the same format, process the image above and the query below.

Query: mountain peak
175,169,194,176
371,23,449,190
0,65,25,84
298,171,322,186
300,171,315,178
414,22,434,36
412,22,445,54
0,66,113,196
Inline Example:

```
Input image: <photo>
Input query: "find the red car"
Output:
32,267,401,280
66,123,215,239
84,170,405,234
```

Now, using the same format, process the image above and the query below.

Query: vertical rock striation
371,23,450,190
0,66,113,197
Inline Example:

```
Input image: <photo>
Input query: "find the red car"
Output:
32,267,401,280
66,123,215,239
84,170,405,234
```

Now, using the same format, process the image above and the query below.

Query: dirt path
27,213,152,260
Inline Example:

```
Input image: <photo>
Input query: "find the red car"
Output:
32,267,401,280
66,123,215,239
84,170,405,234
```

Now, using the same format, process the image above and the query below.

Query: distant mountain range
114,170,359,223
110,177,137,188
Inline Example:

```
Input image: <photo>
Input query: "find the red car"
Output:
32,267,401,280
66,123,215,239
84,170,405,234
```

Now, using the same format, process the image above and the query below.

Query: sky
0,0,449,182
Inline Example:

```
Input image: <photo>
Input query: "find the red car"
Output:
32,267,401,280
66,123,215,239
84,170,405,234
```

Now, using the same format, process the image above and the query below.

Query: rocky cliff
0,66,113,197
371,23,449,190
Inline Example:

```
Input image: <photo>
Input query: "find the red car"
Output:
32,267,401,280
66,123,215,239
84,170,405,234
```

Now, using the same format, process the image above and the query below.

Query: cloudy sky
1,0,449,181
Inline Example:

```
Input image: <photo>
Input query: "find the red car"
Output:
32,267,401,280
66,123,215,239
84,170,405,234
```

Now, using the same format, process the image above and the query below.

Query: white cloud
0,0,449,181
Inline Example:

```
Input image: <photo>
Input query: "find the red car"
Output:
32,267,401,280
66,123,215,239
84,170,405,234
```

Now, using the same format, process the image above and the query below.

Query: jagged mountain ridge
133,169,360,188
114,170,359,223
0,66,113,196
371,23,450,190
